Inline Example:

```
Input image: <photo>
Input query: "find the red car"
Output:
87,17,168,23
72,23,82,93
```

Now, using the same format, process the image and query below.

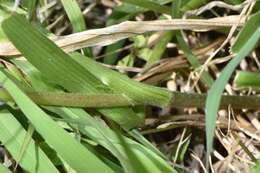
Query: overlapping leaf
205,11,260,155
2,13,142,129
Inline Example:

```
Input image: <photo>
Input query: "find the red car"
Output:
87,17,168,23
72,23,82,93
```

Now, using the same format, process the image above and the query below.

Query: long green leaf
8,49,177,173
231,11,260,53
205,11,260,156
71,52,172,107
112,126,149,173
60,0,86,33
0,164,12,173
46,107,178,173
27,0,38,22
0,70,115,173
175,32,214,87
14,124,35,170
11,56,174,173
124,0,171,14
0,110,60,173
2,13,142,129
60,0,92,57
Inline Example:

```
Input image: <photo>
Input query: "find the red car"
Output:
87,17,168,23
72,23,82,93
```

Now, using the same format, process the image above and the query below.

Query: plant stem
0,88,259,109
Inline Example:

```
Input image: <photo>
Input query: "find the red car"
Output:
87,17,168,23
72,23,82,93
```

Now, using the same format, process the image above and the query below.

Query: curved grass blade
112,126,149,173
205,11,260,156
10,53,177,172
0,111,60,173
0,70,115,173
71,52,172,107
231,11,260,53
47,107,178,173
2,13,142,129
60,0,92,57
10,58,177,172
128,130,167,160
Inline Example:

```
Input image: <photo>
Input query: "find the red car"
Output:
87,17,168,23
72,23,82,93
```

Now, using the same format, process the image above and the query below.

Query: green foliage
2,13,143,129
0,0,258,172
124,0,171,14
205,11,260,156
0,163,12,173
0,11,178,173
234,71,260,90
0,70,115,173
0,111,60,173
60,0,92,56
253,162,260,173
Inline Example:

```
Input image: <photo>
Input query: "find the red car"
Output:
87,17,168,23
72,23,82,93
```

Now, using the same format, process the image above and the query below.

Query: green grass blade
112,126,149,173
46,107,178,173
60,0,86,33
145,31,173,67
106,0,171,28
71,52,172,107
9,58,176,172
124,0,171,14
12,59,60,92
0,2,15,42
172,0,214,87
0,164,12,173
234,71,260,90
27,0,38,22
253,162,260,173
115,0,172,14
231,11,260,53
14,124,35,170
175,33,214,87
0,110,60,173
0,71,115,173
181,0,208,11
104,40,125,64
60,0,92,57
2,14,98,92
53,107,133,173
2,13,142,129
128,130,167,160
205,11,260,156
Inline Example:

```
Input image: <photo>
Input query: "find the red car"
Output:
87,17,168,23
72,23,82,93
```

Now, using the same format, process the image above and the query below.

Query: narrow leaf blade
205,11,260,155
0,70,115,173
